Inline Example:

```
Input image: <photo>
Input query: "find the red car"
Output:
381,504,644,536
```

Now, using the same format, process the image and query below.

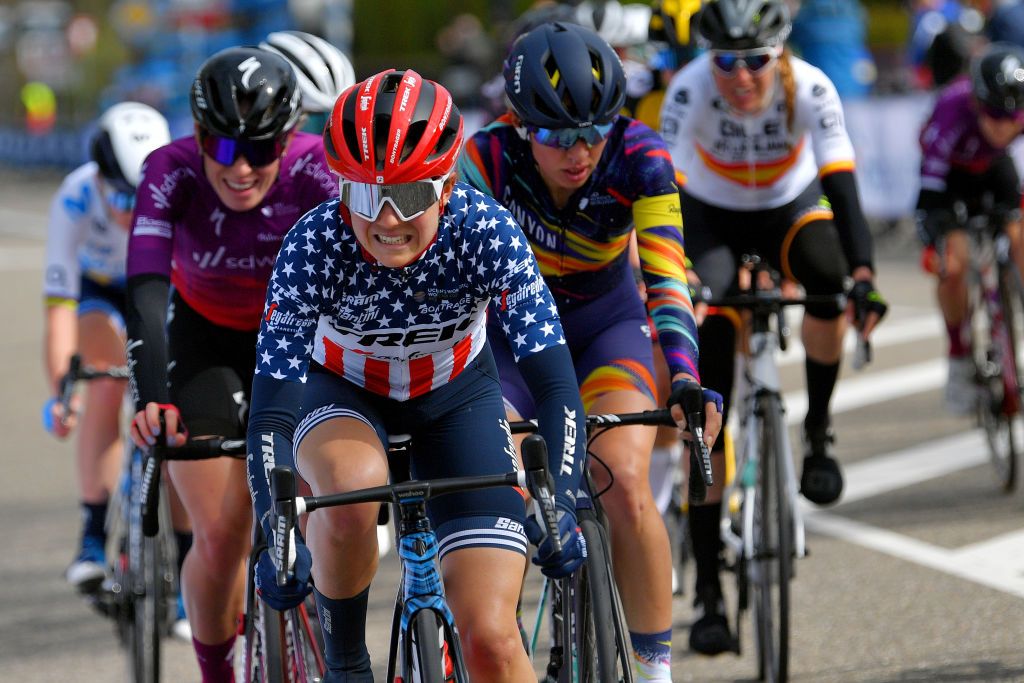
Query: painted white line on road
804,512,1024,599
798,430,1024,599
783,358,946,425
778,313,945,367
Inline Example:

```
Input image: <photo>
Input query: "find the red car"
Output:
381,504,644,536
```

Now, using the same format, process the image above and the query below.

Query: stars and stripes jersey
918,78,1015,193
254,183,568,400
43,162,128,302
659,53,856,211
458,114,699,381
126,133,337,331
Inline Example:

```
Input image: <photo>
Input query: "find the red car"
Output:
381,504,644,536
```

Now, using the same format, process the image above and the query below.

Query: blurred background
0,0,1009,228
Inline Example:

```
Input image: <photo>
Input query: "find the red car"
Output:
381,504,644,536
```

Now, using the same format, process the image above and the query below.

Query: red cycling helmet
324,69,463,184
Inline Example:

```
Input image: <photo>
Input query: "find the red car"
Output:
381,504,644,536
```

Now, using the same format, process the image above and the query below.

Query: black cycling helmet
190,46,302,140
697,0,791,50
503,21,625,129
971,42,1024,114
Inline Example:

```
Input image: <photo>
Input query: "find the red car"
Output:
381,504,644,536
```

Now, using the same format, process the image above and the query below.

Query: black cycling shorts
167,290,257,438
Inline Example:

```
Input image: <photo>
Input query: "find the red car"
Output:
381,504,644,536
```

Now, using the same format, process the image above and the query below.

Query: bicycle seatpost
522,434,563,554
271,466,298,587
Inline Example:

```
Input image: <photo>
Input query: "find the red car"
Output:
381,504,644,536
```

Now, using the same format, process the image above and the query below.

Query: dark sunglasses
527,119,617,150
711,48,778,77
199,131,287,168
981,103,1024,124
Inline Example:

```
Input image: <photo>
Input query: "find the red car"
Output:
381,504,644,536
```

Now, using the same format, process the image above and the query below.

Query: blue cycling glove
526,507,588,579
254,538,313,611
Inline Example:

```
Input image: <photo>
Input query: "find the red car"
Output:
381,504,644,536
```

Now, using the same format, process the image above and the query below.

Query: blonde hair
778,48,796,132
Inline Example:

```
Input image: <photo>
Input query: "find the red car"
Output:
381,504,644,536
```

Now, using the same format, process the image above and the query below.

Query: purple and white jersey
126,133,337,330
919,78,1016,192
256,183,567,400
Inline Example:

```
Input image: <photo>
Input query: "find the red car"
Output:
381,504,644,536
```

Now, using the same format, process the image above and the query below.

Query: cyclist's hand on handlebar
130,402,188,448
255,541,313,611
846,277,888,340
527,507,588,579
667,378,723,450
42,395,79,439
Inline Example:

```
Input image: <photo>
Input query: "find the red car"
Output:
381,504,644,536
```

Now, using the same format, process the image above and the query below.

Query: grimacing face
346,181,455,268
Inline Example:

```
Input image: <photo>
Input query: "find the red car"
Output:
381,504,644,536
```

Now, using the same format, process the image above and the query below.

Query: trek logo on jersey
339,313,475,348
499,277,545,311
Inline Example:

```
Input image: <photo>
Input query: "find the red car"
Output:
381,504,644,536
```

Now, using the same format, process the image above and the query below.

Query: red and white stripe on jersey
312,311,489,401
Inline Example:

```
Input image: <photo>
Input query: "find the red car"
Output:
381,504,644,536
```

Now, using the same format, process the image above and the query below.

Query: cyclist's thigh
292,364,389,494
442,546,527,635
768,187,847,319
77,278,127,367
697,312,739,431
680,190,739,296
410,349,528,563
167,292,254,438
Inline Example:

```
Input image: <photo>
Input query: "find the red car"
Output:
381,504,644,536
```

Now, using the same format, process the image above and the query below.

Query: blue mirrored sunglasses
711,49,778,76
104,187,136,213
200,131,286,168
528,120,616,150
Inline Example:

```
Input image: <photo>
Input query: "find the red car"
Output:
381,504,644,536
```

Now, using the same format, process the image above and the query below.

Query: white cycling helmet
260,30,356,114
576,0,652,48
89,101,171,193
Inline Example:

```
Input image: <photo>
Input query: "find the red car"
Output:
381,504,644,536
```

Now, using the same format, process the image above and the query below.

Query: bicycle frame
722,322,808,564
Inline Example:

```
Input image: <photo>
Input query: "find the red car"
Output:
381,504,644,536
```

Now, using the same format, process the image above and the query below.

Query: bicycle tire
575,513,634,683
406,609,447,683
243,594,287,683
752,396,791,683
987,266,1024,492
286,602,326,682
125,445,170,683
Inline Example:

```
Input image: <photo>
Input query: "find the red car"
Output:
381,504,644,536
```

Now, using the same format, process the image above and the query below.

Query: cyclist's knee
459,621,525,676
191,522,249,575
599,470,654,529
318,503,379,544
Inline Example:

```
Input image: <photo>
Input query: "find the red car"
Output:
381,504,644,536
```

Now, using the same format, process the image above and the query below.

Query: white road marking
783,358,946,425
799,430,1024,599
778,312,945,367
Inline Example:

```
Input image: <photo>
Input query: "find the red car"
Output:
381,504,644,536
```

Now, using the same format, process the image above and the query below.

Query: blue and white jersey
256,182,567,400
43,162,128,301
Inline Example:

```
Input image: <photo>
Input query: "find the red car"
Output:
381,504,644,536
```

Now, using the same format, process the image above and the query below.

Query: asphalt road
0,170,1022,682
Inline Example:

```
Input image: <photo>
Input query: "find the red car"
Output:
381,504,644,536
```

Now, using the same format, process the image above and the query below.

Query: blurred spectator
789,0,878,99
908,0,987,88
436,13,499,111
987,0,1024,46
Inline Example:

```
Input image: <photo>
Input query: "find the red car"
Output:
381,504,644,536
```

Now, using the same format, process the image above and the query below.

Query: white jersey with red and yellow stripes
659,53,855,211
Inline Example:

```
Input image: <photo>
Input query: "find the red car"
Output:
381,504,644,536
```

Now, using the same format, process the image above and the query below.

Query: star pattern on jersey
255,190,567,388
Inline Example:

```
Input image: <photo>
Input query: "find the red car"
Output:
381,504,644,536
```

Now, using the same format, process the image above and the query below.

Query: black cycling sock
688,499,723,593
804,357,840,433
174,531,193,577
314,586,372,680
81,501,108,540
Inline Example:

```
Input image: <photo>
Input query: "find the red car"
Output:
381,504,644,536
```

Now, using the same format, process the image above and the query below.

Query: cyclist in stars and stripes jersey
459,21,722,682
245,69,592,682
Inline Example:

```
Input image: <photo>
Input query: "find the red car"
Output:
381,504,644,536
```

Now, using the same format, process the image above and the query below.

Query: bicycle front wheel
243,594,286,683
752,395,792,683
405,609,462,683
128,530,165,682
574,513,634,683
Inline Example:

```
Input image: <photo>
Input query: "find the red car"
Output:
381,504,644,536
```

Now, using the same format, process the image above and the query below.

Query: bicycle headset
502,21,626,130
89,102,171,195
696,0,791,50
259,30,356,115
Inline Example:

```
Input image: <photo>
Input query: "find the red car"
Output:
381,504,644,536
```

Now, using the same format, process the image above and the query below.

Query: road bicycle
56,354,176,683
962,208,1024,493
270,433,564,683
139,429,324,683
705,259,845,683
516,404,712,683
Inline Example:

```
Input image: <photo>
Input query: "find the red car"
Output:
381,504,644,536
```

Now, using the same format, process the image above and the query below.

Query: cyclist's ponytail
778,48,796,132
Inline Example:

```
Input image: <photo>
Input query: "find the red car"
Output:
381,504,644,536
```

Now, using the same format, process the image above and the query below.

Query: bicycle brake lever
271,467,298,587
522,434,563,554
680,386,714,488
